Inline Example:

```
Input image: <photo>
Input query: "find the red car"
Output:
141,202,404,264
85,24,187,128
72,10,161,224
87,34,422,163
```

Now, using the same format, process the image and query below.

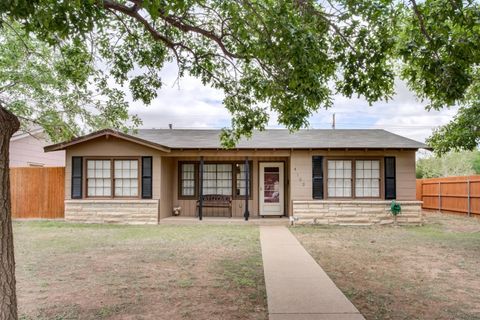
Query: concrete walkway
260,226,365,320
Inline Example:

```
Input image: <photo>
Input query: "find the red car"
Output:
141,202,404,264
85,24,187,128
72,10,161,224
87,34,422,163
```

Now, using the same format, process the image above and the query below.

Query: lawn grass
291,213,480,320
14,222,267,320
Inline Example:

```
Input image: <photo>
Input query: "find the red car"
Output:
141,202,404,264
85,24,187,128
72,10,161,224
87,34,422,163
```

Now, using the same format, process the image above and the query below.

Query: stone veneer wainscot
65,200,159,224
292,200,422,226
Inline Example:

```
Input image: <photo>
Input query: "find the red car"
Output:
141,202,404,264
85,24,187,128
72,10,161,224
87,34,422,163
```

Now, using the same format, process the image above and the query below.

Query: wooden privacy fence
10,167,65,219
416,175,480,217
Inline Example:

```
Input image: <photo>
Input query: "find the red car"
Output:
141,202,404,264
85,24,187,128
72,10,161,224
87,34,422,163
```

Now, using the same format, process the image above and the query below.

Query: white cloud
127,64,459,143
127,63,228,129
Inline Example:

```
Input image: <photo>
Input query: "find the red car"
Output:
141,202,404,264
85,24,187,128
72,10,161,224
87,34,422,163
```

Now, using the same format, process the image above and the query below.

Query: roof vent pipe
169,124,173,130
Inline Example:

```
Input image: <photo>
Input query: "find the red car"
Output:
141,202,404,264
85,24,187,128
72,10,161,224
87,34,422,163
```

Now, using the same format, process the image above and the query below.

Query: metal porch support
244,157,250,221
199,156,204,221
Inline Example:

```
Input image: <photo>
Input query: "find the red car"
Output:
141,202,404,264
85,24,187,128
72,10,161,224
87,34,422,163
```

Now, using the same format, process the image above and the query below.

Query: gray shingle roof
132,129,428,149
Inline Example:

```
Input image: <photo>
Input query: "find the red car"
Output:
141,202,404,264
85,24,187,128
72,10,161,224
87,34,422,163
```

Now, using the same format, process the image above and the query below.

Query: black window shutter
312,156,324,199
71,157,83,199
142,157,153,199
385,157,396,199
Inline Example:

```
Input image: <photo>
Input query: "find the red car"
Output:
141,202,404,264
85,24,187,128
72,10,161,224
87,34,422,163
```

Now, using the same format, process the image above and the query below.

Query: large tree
0,22,138,319
1,0,480,318
2,1,480,147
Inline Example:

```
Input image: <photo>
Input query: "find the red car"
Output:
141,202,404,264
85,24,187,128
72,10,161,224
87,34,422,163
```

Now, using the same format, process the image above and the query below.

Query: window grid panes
327,160,352,197
236,163,251,197
87,160,112,197
114,160,139,197
203,164,232,195
181,164,196,196
355,160,380,197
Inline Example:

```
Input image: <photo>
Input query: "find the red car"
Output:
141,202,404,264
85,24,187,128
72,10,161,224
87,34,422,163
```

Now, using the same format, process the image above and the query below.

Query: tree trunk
0,105,20,320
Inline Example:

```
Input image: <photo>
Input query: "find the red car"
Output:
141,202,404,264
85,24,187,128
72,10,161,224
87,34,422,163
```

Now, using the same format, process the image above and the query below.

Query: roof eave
44,129,171,153
168,146,427,150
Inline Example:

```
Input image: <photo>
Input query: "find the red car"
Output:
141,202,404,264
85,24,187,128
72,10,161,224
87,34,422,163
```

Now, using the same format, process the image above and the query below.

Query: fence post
438,181,442,213
420,179,425,209
467,177,471,217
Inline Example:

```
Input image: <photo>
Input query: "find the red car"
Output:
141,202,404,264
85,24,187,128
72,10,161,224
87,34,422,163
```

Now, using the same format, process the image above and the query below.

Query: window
179,162,251,199
114,160,139,197
86,158,140,198
180,163,196,197
235,163,251,197
327,160,352,197
263,167,280,203
87,160,112,197
355,160,380,197
323,158,384,199
203,163,232,195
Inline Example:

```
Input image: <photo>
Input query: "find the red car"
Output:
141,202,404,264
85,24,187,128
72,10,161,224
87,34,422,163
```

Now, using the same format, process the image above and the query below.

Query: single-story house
45,128,427,225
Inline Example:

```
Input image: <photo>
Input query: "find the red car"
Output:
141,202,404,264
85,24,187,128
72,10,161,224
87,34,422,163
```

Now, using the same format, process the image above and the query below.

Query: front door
259,162,284,216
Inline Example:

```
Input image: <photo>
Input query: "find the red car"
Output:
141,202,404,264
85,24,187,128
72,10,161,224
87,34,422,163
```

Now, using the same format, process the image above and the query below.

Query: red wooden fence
416,176,480,216
10,167,65,219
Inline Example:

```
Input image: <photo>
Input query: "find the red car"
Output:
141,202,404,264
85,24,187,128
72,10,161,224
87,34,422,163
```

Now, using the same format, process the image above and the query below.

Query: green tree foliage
396,0,480,154
427,100,480,155
0,21,141,142
1,0,479,148
416,150,480,178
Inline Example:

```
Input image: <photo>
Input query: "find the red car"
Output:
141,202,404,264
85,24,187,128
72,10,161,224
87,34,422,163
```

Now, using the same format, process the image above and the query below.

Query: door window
264,167,280,203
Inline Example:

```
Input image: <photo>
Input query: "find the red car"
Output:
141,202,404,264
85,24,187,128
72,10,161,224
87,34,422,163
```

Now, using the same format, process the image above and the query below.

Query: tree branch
0,19,33,54
409,0,442,61
157,14,243,59
0,82,17,94
410,0,433,43
102,0,177,50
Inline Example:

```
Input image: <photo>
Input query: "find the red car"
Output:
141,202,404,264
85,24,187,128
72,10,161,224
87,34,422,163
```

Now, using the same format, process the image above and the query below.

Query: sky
128,62,459,144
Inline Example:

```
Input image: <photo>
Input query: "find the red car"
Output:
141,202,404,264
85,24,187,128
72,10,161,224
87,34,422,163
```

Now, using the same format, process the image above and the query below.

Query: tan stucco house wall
64,137,164,224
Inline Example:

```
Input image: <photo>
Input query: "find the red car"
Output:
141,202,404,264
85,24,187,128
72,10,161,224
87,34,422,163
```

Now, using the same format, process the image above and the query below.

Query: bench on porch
196,195,233,218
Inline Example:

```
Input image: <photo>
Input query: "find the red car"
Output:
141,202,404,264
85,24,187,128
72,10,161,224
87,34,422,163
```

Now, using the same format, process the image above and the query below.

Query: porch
162,153,290,219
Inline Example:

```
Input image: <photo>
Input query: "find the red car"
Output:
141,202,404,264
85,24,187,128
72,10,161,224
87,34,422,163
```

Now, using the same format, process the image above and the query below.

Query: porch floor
160,216,290,226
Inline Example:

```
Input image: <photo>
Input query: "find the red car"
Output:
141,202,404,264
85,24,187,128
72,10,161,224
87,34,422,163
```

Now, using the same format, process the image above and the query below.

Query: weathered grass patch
14,222,267,320
291,213,480,320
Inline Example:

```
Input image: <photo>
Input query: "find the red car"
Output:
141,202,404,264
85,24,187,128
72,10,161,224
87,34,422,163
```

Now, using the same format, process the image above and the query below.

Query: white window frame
202,163,233,196
355,160,381,198
86,159,112,197
85,158,140,198
325,158,383,199
327,160,352,198
180,163,196,197
114,159,139,197
235,162,252,198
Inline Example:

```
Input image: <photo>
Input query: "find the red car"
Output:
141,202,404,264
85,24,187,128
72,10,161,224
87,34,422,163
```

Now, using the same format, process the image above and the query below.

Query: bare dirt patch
291,213,480,320
14,222,267,320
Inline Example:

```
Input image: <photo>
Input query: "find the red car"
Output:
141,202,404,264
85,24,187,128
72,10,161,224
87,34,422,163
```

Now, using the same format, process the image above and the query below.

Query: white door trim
259,162,285,216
